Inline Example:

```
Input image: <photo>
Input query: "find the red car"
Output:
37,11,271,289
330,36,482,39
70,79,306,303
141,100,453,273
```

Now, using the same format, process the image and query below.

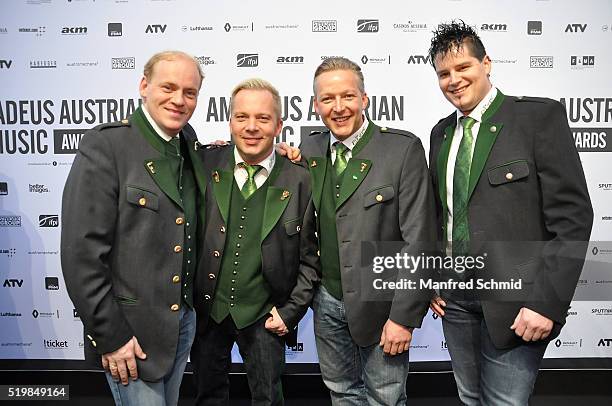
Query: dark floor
0,370,611,405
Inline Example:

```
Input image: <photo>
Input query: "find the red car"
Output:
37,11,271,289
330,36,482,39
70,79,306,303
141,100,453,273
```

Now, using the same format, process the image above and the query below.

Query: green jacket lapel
308,156,327,214
261,186,291,242
211,168,233,224
437,124,454,229
336,158,372,209
132,108,183,209
468,91,505,200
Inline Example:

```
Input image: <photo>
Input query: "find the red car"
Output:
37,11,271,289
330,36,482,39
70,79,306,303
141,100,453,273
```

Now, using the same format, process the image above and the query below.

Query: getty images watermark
371,252,524,291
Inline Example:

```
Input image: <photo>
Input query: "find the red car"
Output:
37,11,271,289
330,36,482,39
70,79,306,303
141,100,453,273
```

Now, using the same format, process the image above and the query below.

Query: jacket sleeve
60,129,133,354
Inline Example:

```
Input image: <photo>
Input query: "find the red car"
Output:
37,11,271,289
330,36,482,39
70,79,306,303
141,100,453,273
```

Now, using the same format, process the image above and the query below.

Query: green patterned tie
334,142,349,175
452,117,476,255
240,163,263,199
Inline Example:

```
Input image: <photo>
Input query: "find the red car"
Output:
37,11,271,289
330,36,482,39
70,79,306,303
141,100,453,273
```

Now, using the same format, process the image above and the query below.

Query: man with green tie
428,21,593,404
190,78,320,405
299,57,437,405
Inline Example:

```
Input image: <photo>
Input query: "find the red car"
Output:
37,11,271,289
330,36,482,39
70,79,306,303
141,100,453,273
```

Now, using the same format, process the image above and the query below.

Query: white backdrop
1,0,611,368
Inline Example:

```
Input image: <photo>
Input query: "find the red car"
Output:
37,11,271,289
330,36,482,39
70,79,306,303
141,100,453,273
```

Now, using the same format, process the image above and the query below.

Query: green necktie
334,142,349,175
452,116,476,255
240,163,263,199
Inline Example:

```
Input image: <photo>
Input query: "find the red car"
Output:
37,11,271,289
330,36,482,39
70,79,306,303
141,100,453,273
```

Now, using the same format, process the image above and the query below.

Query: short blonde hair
230,78,282,120
313,57,365,94
143,50,204,89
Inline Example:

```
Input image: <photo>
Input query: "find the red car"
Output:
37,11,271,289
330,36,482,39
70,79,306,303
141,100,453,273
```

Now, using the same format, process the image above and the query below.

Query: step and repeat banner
1,0,611,369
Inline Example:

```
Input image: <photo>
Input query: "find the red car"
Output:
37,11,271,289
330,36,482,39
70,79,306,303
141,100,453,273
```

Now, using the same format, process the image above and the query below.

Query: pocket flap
126,185,159,211
487,161,529,186
364,185,395,208
284,217,302,236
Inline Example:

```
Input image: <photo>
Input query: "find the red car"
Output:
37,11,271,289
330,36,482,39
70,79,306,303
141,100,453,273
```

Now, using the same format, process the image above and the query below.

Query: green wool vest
319,159,344,300
210,179,273,328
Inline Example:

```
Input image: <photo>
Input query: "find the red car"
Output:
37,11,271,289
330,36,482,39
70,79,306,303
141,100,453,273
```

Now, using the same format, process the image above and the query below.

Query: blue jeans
313,286,409,406
442,299,547,406
105,307,196,406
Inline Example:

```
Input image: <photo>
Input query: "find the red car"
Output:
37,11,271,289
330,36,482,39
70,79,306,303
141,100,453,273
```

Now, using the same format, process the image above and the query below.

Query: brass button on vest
173,245,182,253
170,304,179,311
172,275,180,283
175,217,184,225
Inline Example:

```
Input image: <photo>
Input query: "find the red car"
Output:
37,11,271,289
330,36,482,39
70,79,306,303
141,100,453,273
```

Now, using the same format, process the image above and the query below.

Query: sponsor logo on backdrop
28,249,58,255
195,56,215,66
0,312,21,317
576,279,588,286
592,307,612,315
145,24,167,34
597,338,612,347
285,342,304,360
236,54,258,67
0,216,21,227
181,25,213,32
407,55,430,65
224,22,253,32
264,24,299,30
571,128,610,151
1,342,32,347
527,21,542,35
44,339,68,349
409,344,429,350
554,338,583,348
312,20,337,32
1,248,16,258
3,279,23,288
567,309,578,316
111,57,135,69
61,26,87,35
0,27,7,34
440,341,448,350
0,60,12,69
320,55,343,61
66,61,99,68
45,277,60,290
54,129,87,154
73,309,79,319
530,56,553,68
30,60,57,69
491,58,517,64
276,56,304,64
599,184,612,191
357,19,379,33
0,182,7,195
570,55,595,69
19,26,46,37
108,23,122,37
32,309,59,318
591,246,612,256
480,23,508,32
603,216,612,221
392,21,428,32
39,214,59,227
431,312,439,320
565,23,587,33
361,55,390,65
27,0,51,4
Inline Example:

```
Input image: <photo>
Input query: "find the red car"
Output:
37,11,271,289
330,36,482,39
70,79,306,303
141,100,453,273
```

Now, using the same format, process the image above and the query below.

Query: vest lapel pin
146,162,155,174
213,171,220,183
360,162,367,173
281,190,290,200
311,160,317,167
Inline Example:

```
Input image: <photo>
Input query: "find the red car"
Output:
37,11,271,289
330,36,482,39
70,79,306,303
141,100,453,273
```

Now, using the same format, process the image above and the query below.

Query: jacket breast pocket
284,217,302,236
126,185,159,212
487,160,529,186
364,185,395,208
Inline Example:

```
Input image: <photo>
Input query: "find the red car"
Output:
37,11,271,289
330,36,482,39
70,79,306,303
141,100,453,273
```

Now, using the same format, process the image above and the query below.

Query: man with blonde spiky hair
190,78,320,406
62,50,207,405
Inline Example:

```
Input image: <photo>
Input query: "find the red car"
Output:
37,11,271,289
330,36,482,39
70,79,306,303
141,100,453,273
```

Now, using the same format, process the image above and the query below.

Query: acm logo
236,54,258,67
61,26,87,35
481,23,507,32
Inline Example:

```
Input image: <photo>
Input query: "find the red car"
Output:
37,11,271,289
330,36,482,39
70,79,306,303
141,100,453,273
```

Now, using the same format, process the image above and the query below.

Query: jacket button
296,225,301,232
174,245,182,253
208,273,215,280
220,226,226,233
505,172,514,180
213,250,220,257
204,294,211,300
172,275,180,283
91,340,97,348
138,197,146,206
376,194,383,202
170,304,179,311
176,217,184,225
490,125,497,133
